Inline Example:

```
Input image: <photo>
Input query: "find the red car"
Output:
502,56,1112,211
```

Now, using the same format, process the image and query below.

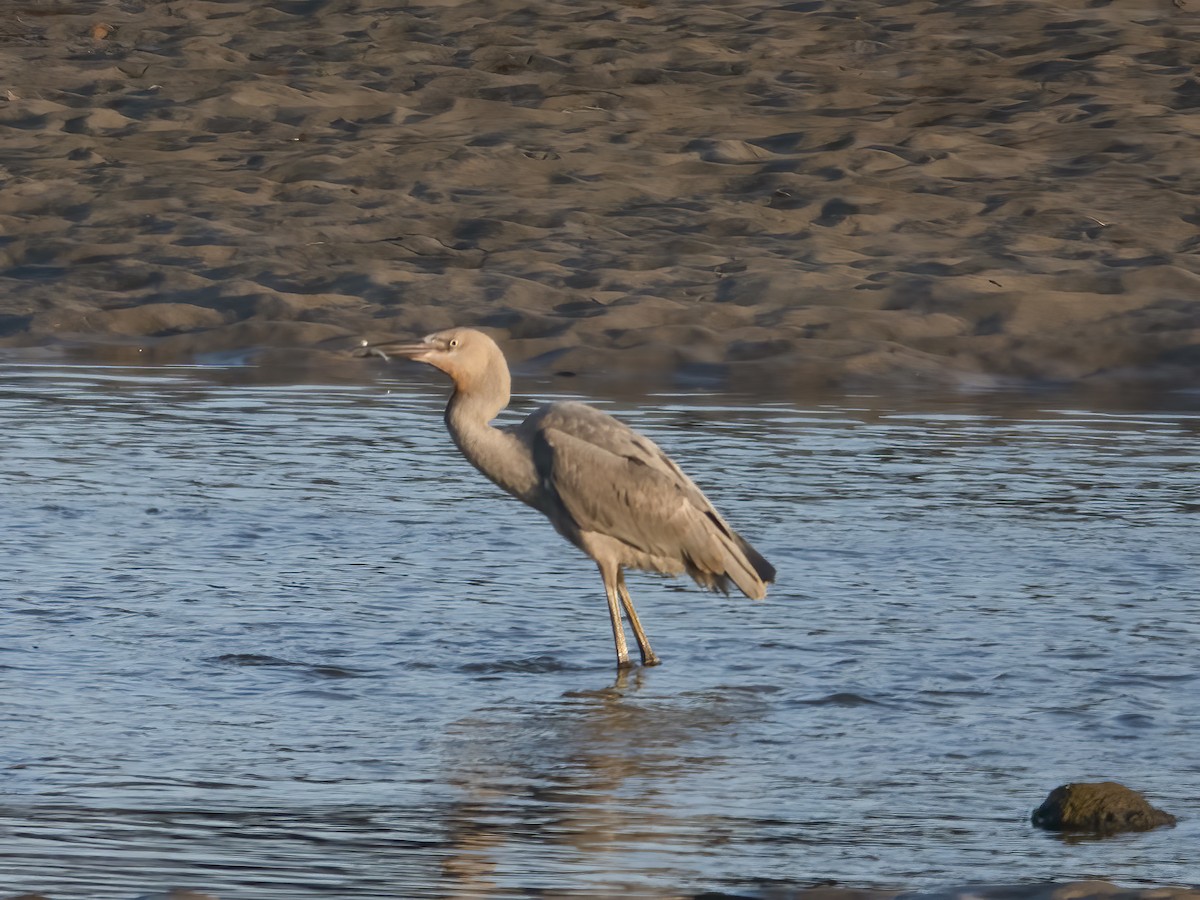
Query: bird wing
523,402,741,569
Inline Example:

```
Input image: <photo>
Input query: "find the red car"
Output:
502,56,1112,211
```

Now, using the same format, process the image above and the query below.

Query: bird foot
615,655,661,669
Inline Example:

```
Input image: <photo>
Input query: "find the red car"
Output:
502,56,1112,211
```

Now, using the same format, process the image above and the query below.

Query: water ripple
0,366,1196,897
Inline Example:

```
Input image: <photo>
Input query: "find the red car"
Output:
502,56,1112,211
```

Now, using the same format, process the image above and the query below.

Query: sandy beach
0,0,1198,391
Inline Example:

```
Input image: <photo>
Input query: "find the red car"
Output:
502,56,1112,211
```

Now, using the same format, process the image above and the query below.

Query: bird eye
449,339,459,348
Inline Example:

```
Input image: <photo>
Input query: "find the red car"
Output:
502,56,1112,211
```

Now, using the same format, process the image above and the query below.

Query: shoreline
5,880,1200,900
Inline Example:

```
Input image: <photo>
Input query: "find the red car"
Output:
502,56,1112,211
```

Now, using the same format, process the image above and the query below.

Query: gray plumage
363,327,776,668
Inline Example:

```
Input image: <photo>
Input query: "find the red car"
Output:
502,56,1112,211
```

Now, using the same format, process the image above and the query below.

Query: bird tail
725,533,776,600
685,519,776,600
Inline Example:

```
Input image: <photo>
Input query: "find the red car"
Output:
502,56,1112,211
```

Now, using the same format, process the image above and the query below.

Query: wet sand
0,0,1198,390
6,882,1200,900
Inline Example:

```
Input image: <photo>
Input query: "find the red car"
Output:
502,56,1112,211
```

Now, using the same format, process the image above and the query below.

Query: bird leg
599,563,632,669
617,571,661,667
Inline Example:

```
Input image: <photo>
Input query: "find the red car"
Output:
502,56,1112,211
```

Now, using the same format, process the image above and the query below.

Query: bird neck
444,384,539,505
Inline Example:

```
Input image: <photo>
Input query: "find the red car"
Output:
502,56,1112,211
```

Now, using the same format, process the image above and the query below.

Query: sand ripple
1,0,1198,389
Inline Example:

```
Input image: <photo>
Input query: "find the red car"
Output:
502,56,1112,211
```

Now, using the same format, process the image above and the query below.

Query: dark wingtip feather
739,537,776,585
753,552,776,585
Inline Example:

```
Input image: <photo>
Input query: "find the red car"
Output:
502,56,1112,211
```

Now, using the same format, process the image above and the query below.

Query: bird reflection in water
436,669,770,897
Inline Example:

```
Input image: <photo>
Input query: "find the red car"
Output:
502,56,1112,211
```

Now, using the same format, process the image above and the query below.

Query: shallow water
1,366,1197,899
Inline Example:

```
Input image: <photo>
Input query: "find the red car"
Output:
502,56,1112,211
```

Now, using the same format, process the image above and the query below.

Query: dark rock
1032,782,1177,834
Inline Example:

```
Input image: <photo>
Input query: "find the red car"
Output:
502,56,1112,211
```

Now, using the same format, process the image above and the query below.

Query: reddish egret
363,328,775,668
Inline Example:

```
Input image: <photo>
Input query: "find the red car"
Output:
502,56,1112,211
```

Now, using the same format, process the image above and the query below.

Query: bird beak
355,337,436,363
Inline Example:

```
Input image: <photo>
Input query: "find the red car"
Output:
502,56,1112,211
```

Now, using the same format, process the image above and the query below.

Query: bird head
359,328,509,397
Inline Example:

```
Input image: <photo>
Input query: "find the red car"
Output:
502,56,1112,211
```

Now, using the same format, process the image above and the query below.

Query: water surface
1,366,1197,898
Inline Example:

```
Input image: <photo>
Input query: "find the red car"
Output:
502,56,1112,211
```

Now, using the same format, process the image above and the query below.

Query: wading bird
361,328,775,668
